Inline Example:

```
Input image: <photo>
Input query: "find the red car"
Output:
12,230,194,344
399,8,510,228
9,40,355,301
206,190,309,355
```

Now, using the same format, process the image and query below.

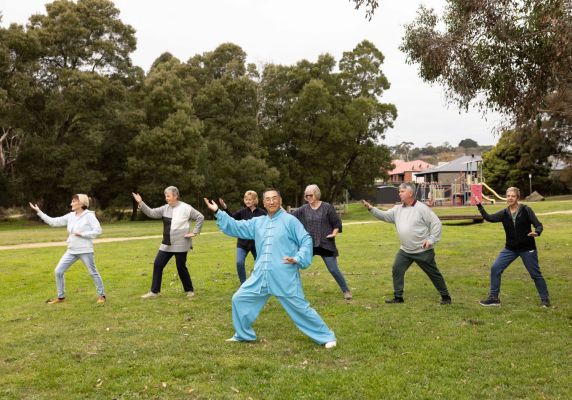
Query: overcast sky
1,0,503,148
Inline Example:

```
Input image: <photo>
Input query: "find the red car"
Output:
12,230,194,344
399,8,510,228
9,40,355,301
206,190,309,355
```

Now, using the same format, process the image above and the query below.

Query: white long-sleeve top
369,201,442,254
37,210,102,254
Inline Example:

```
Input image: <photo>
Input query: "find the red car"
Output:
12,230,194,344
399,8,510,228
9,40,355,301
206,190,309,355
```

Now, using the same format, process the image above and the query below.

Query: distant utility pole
528,173,532,195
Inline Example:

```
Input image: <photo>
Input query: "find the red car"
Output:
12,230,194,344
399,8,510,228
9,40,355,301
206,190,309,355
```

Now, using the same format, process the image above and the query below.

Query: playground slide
481,182,506,201
480,193,496,204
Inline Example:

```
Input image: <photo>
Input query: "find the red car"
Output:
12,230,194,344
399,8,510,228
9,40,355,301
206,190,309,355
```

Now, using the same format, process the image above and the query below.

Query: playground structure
416,158,506,207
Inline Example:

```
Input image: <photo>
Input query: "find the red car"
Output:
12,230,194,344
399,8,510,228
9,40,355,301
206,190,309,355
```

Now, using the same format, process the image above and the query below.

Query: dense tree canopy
260,40,396,205
1,2,398,214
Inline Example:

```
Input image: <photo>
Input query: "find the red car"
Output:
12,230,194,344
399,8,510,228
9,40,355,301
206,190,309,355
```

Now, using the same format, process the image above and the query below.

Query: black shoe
440,295,452,305
540,298,551,308
479,296,501,307
385,297,404,304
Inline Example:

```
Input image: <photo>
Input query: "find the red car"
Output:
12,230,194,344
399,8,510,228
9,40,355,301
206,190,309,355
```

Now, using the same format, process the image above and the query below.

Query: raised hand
203,198,219,212
362,200,373,210
218,198,227,210
132,192,143,204
29,202,41,213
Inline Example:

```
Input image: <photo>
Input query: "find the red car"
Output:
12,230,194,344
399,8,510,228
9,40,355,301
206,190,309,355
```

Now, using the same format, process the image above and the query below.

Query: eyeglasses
305,194,314,198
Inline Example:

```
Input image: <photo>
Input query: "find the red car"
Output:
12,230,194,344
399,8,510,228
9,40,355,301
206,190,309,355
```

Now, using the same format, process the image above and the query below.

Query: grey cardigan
139,201,204,252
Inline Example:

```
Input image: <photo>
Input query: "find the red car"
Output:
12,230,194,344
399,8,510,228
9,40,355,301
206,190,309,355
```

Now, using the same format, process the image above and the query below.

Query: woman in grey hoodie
29,194,106,304
133,186,204,299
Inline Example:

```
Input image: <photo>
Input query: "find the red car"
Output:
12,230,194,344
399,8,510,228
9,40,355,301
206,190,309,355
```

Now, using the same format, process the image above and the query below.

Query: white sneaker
186,291,195,298
225,337,239,342
141,291,159,299
325,341,337,349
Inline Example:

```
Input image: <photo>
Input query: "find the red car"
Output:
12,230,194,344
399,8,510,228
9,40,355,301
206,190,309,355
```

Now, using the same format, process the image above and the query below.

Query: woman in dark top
292,184,352,300
219,190,267,284
476,187,550,307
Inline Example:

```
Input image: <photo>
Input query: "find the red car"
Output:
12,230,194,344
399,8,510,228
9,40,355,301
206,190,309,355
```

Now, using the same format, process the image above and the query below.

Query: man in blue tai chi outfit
204,189,337,348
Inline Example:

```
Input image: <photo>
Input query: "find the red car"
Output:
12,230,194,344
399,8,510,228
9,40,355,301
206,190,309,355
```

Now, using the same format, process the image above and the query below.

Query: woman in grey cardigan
29,194,106,304
292,184,352,300
132,186,204,299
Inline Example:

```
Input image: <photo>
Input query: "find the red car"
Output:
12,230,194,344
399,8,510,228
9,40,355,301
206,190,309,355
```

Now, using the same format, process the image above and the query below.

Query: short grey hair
164,186,180,198
304,184,321,200
506,187,520,199
399,182,416,195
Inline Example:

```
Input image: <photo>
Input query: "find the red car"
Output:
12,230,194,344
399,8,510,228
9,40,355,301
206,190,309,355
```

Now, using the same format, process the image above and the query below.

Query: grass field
1,201,571,399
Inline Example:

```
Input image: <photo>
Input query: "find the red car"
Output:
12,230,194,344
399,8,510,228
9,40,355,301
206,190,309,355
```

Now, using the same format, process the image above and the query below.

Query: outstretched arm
29,202,69,227
204,198,256,240
133,193,166,219
475,199,504,223
363,200,396,223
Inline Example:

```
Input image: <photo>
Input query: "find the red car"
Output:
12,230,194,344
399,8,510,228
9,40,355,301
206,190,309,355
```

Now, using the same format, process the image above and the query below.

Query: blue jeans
321,256,350,293
236,247,257,284
489,248,549,300
54,251,105,298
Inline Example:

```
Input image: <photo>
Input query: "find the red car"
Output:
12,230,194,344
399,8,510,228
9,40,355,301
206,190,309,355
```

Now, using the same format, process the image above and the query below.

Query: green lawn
0,201,571,399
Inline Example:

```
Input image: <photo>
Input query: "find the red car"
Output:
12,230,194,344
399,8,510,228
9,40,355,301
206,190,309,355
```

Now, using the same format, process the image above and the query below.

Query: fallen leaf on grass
188,388,195,393
162,382,167,388
95,379,103,388
231,386,240,393
506,320,512,324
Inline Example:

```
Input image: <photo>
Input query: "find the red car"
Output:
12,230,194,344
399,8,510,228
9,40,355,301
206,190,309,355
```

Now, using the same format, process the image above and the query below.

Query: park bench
438,215,484,223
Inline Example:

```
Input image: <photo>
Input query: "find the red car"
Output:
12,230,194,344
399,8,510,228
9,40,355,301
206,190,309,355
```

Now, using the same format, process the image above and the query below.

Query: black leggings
151,250,193,293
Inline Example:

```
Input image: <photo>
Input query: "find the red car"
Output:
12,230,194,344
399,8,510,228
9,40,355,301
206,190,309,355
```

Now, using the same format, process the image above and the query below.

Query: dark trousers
151,250,193,293
391,249,450,298
489,247,549,300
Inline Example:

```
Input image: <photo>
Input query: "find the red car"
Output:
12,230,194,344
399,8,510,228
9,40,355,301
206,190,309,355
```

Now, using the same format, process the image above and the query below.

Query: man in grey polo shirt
363,182,452,305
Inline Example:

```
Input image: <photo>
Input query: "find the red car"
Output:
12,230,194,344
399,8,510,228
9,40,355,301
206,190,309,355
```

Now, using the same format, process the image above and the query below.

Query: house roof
389,159,434,175
415,154,482,175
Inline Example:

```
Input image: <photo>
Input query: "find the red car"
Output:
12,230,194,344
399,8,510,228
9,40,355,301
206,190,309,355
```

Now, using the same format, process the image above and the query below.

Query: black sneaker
540,298,551,308
479,296,501,307
440,295,452,305
385,297,404,304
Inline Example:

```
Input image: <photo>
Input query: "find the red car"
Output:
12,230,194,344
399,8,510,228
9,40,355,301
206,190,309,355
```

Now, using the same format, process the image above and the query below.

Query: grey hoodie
37,210,102,254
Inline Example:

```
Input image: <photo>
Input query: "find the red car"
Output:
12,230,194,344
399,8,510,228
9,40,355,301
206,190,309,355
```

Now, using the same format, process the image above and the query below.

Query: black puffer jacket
477,203,543,251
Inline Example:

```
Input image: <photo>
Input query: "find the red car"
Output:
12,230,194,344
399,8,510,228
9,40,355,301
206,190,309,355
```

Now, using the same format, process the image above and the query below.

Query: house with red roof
388,160,434,183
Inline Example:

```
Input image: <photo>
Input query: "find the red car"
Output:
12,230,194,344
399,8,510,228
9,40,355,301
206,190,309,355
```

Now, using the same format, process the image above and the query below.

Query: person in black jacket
219,191,267,284
476,187,550,307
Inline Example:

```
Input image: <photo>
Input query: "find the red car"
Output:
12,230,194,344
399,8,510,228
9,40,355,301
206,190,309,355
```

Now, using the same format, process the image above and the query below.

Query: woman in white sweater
29,194,106,304
132,186,204,299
